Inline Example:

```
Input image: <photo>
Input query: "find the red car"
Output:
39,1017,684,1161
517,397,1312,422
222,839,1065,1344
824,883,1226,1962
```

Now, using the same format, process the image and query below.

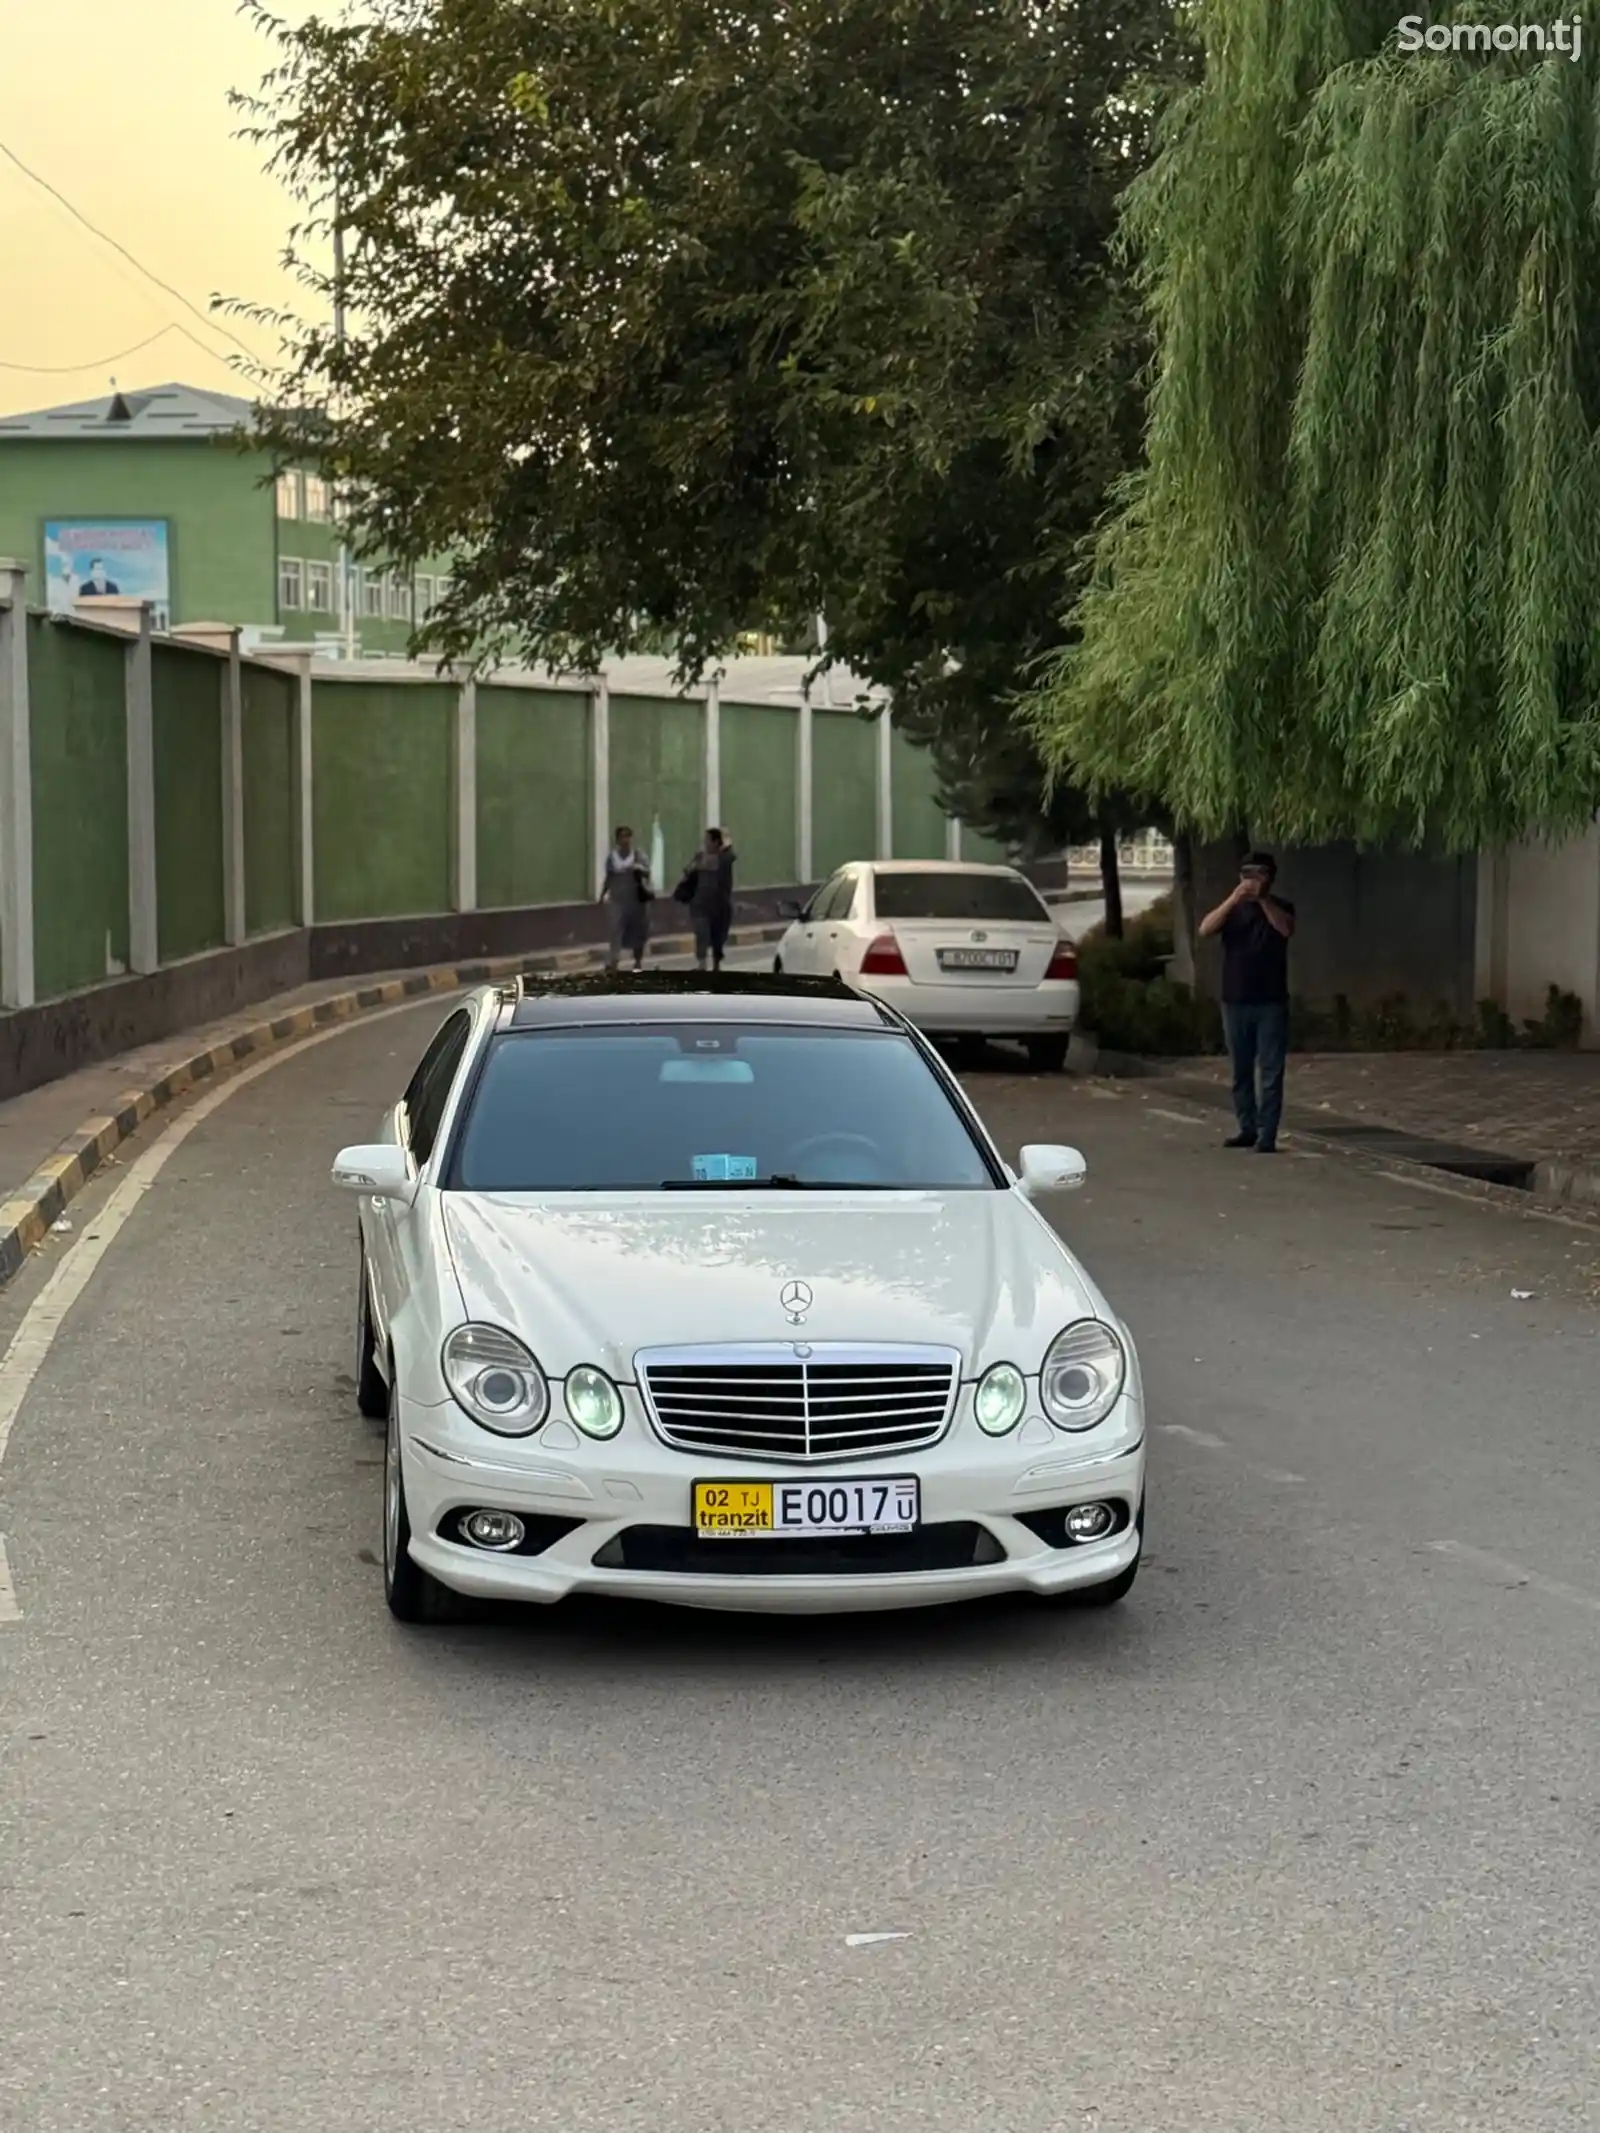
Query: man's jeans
1222,1001,1289,1145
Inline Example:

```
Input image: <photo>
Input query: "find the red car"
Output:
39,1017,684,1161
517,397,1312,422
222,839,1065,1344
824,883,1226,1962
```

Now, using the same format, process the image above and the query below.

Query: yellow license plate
694,1482,775,1534
694,1477,920,1537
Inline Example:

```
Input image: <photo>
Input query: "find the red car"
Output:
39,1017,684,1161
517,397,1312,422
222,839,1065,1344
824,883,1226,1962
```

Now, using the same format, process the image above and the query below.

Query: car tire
383,1378,460,1625
355,1243,387,1420
1026,1035,1070,1073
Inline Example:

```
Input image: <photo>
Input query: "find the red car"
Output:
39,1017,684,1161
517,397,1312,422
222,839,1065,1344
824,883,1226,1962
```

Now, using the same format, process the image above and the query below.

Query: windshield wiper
660,1174,827,1190
652,1177,904,1194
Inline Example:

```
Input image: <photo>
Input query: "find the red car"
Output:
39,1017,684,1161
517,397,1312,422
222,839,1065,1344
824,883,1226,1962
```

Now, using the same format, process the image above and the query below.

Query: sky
0,0,325,418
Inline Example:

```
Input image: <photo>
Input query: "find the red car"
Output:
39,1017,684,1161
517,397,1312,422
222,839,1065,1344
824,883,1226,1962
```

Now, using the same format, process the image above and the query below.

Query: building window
388,574,413,622
362,570,386,619
278,557,304,612
304,474,330,522
305,559,333,613
276,469,301,519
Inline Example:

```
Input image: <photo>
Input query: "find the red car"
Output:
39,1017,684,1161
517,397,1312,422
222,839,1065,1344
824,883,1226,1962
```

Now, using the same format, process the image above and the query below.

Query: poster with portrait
44,520,171,631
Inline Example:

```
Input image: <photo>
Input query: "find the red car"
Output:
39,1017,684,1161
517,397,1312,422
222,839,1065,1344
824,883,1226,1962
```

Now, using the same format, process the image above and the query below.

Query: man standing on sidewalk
1198,851,1296,1153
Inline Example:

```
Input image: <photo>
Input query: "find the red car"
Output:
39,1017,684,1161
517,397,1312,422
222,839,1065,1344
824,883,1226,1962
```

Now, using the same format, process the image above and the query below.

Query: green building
0,382,449,657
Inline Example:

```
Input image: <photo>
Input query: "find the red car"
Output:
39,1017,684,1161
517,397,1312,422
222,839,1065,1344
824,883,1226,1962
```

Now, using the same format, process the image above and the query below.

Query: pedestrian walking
678,826,737,970
600,824,652,972
1197,850,1296,1153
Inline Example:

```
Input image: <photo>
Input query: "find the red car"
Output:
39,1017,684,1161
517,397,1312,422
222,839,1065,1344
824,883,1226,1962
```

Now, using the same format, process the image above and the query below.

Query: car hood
440,1190,1105,1379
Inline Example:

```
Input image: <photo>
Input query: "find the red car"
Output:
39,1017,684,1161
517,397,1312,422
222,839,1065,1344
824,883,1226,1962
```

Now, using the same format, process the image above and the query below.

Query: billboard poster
43,520,171,630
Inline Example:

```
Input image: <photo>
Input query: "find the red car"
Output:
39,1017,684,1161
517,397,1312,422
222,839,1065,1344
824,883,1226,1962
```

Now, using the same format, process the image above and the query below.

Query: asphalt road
3,982,1600,2133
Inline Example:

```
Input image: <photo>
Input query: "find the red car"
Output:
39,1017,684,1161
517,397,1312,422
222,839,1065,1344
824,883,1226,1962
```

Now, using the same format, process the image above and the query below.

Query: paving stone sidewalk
1163,1049,1600,1175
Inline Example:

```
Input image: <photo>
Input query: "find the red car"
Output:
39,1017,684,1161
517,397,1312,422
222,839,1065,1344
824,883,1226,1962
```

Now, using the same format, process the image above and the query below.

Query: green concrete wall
0,439,276,625
721,701,797,886
242,662,297,935
890,730,950,859
27,616,130,1000
152,645,226,962
608,694,704,891
812,709,878,877
311,679,454,919
477,686,591,908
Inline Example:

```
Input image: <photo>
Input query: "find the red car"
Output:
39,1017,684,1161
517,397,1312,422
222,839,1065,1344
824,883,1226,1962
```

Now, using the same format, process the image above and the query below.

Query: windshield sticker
692,1153,759,1182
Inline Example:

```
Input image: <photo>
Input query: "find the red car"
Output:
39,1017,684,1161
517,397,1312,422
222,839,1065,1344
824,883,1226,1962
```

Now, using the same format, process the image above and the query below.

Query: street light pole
333,188,356,661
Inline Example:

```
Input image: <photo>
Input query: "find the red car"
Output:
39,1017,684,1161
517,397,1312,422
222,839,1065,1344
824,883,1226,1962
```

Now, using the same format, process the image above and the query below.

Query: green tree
1026,0,1600,852
239,0,1191,891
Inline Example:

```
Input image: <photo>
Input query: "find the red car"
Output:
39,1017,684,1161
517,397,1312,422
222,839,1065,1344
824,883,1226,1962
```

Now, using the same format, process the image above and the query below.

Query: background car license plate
938,947,1018,970
694,1478,920,1537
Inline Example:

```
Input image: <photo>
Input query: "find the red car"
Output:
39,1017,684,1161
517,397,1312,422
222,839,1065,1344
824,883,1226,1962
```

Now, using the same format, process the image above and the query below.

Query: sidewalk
1149,1050,1600,1202
0,917,785,1286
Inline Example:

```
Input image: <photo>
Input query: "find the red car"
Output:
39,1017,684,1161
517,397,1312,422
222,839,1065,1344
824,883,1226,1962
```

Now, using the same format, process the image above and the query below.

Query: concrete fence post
126,606,159,975
0,560,36,1010
797,689,814,883
291,654,314,927
222,629,247,947
454,675,478,914
704,676,721,830
876,704,894,859
590,677,611,894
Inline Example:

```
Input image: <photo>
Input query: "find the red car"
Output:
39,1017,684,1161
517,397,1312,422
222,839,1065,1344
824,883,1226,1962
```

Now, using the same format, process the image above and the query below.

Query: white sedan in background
333,971,1145,1624
773,860,1079,1069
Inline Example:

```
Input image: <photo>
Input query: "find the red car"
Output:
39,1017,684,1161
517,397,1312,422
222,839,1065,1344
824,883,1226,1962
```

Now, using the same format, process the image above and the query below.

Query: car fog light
1065,1502,1115,1543
462,1509,526,1551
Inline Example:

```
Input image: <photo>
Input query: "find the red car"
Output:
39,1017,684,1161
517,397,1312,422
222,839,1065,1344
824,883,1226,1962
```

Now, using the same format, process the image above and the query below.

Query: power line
0,323,230,375
0,137,259,363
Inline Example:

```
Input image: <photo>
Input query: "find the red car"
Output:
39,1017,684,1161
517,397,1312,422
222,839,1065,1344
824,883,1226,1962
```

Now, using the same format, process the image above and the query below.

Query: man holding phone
1198,851,1296,1153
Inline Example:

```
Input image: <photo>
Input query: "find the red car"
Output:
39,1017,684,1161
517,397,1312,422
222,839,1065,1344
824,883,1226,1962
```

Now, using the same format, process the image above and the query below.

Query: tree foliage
1026,0,1600,852
238,0,1191,845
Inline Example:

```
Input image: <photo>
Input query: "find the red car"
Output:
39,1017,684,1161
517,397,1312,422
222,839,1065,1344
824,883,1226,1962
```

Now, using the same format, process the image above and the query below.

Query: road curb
1099,1073,1600,1232
0,920,787,1290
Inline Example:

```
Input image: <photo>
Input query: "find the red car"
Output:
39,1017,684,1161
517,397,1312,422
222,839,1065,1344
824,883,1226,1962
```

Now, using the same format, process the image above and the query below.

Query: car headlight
973,1361,1026,1436
443,1324,549,1435
1039,1320,1126,1431
565,1365,624,1440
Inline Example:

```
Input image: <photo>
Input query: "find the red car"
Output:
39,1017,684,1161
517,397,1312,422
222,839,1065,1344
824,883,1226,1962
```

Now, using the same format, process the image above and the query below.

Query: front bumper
854,976,1079,1039
398,1391,1144,1614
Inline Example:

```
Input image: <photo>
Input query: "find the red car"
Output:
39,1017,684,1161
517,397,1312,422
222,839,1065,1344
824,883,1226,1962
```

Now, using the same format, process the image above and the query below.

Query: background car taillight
860,933,908,976
1045,940,1078,981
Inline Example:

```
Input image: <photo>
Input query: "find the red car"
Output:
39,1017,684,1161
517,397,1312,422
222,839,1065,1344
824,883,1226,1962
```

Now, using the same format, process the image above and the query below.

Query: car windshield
873,870,1048,923
447,1024,998,1192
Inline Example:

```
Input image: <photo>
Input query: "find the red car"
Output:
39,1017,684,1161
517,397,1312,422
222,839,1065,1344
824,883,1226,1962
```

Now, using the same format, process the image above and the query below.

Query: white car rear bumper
854,976,1079,1038
398,1391,1144,1614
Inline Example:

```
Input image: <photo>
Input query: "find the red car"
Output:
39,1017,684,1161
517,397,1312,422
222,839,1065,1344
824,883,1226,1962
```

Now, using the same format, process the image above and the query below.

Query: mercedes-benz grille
635,1343,960,1462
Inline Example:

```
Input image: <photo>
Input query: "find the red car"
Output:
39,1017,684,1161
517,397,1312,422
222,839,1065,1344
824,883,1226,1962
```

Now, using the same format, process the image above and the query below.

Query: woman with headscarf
599,824,652,971
678,826,737,970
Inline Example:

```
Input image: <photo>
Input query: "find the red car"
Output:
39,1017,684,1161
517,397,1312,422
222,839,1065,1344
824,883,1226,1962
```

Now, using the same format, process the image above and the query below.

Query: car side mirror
331,1143,416,1204
1017,1144,1087,1197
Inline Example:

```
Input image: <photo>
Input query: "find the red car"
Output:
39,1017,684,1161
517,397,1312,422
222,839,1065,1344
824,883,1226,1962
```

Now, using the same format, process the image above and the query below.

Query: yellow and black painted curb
0,920,787,1290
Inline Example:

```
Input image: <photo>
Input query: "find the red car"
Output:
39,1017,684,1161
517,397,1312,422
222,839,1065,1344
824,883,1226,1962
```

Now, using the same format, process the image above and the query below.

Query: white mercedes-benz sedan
772,860,1079,1068
332,971,1145,1623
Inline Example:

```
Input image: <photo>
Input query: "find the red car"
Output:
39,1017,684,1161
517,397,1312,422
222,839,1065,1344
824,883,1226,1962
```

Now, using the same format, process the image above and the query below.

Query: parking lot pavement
2,1002,1599,2132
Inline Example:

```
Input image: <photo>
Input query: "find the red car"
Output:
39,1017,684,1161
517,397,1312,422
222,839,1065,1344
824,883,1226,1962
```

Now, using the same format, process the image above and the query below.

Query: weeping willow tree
1027,0,1600,851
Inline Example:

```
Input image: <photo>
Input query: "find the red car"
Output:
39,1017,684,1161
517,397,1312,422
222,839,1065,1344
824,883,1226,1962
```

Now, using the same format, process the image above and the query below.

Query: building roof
0,382,258,440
